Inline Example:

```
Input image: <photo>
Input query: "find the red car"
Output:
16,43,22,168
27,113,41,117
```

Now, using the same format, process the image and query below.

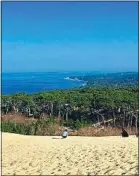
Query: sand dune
2,132,138,175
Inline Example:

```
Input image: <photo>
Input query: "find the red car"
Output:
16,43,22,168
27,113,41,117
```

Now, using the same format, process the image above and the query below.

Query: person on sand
121,128,129,137
61,129,68,139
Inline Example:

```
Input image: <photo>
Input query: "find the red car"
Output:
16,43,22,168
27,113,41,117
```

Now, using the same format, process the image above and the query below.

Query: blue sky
2,2,138,72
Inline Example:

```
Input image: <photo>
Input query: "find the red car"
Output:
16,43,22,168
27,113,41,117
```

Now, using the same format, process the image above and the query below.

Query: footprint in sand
10,162,14,166
29,162,32,166
10,160,17,166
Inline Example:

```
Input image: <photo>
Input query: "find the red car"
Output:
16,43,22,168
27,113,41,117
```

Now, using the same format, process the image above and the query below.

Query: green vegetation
1,119,60,136
2,85,138,135
70,72,138,87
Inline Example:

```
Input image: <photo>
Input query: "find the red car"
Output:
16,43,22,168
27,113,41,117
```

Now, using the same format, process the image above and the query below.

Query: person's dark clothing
62,136,67,138
121,129,129,137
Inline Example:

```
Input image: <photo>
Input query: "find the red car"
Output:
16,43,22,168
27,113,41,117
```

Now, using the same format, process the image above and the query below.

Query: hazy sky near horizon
2,2,138,73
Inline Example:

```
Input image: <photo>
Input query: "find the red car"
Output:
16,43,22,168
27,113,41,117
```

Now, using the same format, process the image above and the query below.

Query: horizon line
2,70,138,74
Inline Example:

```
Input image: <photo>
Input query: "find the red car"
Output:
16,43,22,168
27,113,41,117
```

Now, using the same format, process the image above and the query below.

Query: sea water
2,71,101,95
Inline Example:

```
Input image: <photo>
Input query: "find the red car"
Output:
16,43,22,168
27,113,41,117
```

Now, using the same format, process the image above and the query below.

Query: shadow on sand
52,137,63,139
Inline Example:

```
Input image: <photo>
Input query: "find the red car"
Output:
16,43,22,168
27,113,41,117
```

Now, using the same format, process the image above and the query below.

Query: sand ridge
2,132,138,175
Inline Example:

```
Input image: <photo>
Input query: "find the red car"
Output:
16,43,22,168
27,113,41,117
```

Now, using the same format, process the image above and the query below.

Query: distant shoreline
64,76,87,83
64,77,88,88
2,71,138,95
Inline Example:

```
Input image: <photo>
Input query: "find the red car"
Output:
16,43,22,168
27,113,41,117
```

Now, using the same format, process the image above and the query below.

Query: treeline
70,72,138,87
2,86,138,131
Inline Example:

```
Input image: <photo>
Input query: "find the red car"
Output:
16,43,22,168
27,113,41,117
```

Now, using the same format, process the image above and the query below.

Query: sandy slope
2,132,138,175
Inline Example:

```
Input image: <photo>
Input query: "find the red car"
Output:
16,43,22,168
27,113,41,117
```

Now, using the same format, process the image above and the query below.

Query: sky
2,2,138,73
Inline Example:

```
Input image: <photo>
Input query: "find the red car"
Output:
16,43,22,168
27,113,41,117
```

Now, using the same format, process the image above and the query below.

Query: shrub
1,120,137,137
